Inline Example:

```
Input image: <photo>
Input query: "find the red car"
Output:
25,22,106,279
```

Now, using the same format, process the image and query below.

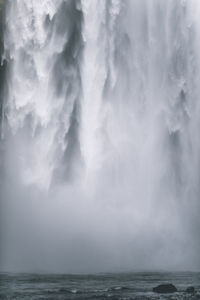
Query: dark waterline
1,272,200,299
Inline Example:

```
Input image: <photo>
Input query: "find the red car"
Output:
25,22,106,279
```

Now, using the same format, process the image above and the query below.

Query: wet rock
185,286,195,293
152,284,177,294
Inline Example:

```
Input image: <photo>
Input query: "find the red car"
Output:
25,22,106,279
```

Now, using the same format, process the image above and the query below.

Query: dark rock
185,286,195,293
152,284,177,294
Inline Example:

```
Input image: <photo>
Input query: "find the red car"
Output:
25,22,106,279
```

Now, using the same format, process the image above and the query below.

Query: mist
1,0,200,273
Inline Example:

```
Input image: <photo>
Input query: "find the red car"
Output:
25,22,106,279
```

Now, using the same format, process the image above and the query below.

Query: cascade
1,0,200,273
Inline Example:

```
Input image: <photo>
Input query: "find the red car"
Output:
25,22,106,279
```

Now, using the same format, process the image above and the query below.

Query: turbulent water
1,272,200,300
1,0,200,273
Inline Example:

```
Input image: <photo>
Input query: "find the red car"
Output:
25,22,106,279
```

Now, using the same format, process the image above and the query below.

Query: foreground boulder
153,284,177,294
185,286,195,293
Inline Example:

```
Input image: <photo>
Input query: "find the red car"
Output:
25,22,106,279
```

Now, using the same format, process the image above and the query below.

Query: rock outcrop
185,286,195,294
152,284,177,294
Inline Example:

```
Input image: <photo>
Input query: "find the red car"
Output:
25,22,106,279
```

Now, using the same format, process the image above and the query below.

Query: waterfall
1,0,200,272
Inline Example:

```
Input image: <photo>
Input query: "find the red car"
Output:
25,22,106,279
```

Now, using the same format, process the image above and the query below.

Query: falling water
1,0,200,273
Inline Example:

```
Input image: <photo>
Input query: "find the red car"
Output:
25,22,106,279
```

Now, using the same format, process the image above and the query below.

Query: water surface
1,272,200,299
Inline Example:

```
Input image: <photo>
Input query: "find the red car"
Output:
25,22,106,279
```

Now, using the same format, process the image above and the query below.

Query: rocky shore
152,283,197,295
